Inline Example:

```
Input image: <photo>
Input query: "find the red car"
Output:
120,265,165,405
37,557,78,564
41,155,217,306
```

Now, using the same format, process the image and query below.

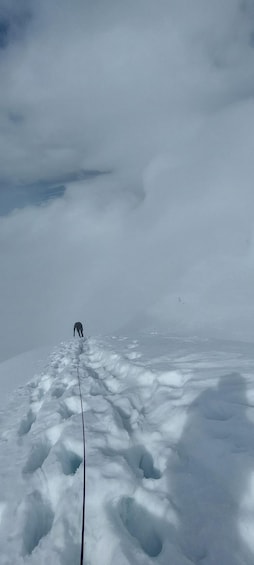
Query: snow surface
1,334,254,564
0,347,53,407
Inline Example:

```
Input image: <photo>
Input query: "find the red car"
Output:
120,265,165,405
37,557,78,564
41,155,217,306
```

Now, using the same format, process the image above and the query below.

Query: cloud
1,1,254,359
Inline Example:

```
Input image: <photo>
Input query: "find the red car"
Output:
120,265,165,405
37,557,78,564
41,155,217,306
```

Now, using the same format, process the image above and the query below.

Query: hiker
73,321,84,337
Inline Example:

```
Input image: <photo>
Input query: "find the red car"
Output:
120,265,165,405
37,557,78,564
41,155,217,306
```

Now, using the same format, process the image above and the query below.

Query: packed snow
1,334,254,564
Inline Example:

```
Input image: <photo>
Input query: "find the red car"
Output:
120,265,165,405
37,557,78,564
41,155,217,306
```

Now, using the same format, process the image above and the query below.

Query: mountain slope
0,335,254,564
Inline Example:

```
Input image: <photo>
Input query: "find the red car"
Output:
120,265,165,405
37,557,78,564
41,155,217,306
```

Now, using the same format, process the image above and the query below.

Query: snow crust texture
1,335,254,564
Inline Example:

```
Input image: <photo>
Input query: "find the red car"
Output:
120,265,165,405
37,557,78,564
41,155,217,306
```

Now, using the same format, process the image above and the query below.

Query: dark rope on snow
76,343,86,565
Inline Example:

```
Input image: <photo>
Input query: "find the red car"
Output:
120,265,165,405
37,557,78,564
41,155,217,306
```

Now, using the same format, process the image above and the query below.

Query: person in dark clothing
73,321,84,337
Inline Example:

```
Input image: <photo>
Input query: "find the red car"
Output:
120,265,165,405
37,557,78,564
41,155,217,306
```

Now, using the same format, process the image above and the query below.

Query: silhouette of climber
73,321,84,337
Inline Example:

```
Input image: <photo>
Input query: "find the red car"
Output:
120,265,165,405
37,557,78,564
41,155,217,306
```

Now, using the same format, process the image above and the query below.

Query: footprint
57,402,75,421
122,446,161,479
22,439,51,474
139,452,161,479
22,491,54,555
113,404,132,434
30,387,44,402
119,496,163,557
57,398,80,421
51,385,66,399
18,409,36,436
56,442,83,475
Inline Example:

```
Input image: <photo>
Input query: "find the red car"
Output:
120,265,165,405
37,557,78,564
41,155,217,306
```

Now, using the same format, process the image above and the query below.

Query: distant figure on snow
73,321,84,338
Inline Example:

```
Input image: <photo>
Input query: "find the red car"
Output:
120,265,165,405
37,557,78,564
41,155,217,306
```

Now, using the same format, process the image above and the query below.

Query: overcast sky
1,0,254,360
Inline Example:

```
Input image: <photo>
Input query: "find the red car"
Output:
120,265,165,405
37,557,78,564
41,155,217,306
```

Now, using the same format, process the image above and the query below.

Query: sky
1,0,254,360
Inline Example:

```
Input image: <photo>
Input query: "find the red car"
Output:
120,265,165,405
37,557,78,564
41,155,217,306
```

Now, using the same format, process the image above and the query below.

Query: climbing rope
76,346,86,565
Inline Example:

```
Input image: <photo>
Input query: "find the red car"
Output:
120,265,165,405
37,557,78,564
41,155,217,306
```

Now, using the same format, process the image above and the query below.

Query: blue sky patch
0,169,109,215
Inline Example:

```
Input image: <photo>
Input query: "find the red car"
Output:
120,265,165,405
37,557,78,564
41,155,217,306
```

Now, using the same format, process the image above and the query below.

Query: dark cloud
0,20,9,49
0,1,32,50
8,111,24,124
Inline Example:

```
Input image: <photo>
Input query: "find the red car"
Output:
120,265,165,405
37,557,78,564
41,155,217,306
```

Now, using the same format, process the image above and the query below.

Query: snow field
0,335,254,564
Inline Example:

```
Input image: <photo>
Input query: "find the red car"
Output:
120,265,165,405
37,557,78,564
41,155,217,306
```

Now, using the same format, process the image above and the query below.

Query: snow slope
0,347,52,407
1,334,254,564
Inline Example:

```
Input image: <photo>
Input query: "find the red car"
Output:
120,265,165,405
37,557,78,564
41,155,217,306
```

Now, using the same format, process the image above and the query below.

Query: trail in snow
0,335,254,564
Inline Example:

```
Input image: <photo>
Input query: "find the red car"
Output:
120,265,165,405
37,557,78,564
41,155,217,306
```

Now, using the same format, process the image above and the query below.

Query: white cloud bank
1,0,254,359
